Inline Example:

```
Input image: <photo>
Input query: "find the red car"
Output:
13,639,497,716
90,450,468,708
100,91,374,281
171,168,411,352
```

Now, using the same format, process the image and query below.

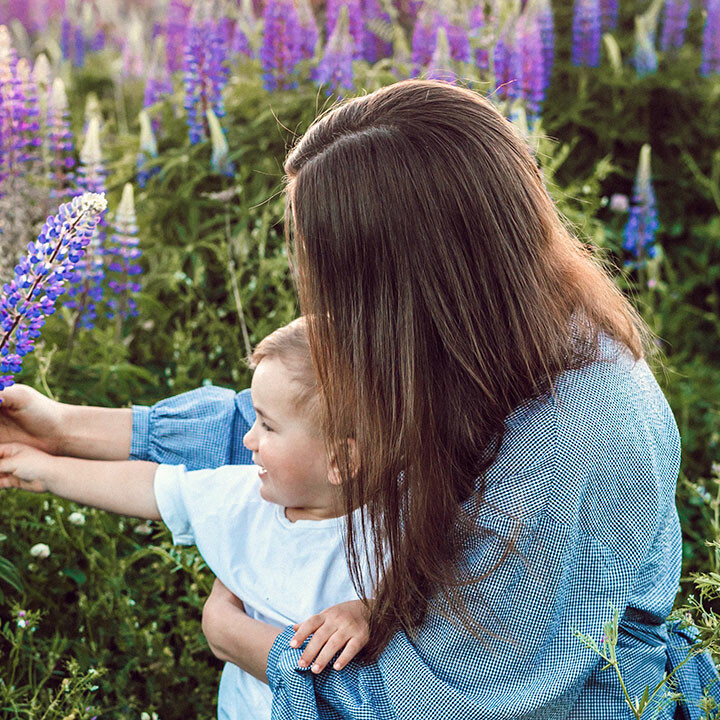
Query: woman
0,81,702,718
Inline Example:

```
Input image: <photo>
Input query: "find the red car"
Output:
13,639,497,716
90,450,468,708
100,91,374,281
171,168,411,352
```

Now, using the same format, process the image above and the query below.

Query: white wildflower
68,511,86,526
29,543,50,558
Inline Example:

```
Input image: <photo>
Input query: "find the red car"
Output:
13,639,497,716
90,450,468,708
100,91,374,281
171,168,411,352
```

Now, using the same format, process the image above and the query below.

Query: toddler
0,317,371,720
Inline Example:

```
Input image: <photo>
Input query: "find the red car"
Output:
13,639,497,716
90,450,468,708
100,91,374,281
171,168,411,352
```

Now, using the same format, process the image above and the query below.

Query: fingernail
333,662,341,670
298,659,307,667
289,639,297,648
312,664,320,673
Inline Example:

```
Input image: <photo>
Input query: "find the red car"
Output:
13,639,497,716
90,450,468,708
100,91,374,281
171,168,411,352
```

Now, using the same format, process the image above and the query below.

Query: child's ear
327,438,358,486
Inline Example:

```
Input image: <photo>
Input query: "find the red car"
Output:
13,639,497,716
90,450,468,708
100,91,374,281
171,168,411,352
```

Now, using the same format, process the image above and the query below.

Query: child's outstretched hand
0,443,52,493
290,599,370,674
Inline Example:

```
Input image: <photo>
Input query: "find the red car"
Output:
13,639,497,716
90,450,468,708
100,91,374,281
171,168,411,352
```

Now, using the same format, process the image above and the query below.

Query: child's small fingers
332,637,366,671
297,627,336,668
308,634,349,674
289,616,322,648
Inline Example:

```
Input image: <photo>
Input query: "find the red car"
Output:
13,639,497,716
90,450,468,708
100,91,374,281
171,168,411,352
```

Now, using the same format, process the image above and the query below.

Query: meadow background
0,0,719,717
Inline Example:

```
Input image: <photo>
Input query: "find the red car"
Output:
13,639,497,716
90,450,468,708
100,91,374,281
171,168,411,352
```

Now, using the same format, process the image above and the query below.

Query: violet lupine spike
469,4,490,71
183,3,230,144
314,4,355,97
427,26,455,83
411,5,435,74
166,0,193,73
296,0,319,60
0,192,107,393
107,183,142,321
15,59,42,168
326,0,364,61
0,24,23,188
537,0,555,90
73,24,85,68
362,0,393,64
701,0,720,76
518,12,546,121
572,0,601,67
61,16,72,62
494,27,523,101
46,78,76,201
623,144,659,262
600,0,618,33
144,37,173,135
66,116,107,330
661,0,690,50
259,0,304,92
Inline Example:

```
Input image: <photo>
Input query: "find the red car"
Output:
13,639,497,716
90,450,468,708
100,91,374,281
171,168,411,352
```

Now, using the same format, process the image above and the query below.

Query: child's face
243,357,339,522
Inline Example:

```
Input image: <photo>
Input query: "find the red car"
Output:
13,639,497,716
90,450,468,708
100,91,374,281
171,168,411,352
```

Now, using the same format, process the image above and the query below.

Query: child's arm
0,442,160,519
290,599,371,673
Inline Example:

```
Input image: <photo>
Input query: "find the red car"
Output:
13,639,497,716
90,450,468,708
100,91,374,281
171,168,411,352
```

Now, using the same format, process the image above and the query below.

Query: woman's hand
290,599,370,673
0,385,66,454
0,442,54,493
202,577,282,684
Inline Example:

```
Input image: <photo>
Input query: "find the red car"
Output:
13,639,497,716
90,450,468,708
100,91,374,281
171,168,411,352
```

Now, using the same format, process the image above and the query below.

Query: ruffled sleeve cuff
130,404,151,461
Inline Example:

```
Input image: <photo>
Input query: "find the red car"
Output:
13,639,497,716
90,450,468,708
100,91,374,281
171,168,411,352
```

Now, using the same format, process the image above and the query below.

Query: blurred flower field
0,0,719,717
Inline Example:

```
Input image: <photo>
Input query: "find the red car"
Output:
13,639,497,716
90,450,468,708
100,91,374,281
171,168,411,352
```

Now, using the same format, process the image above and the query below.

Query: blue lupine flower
183,4,229,144
518,12,546,120
701,0,720,76
537,0,555,89
326,0,364,60
0,192,107,392
623,144,659,261
572,0,601,67
296,0,319,60
259,0,304,91
494,27,523,101
46,78,76,200
600,0,618,32
469,4,490,71
661,0,691,50
315,4,354,97
136,110,160,189
66,117,107,329
634,15,658,76
427,26,455,83
362,0,393,63
107,183,142,321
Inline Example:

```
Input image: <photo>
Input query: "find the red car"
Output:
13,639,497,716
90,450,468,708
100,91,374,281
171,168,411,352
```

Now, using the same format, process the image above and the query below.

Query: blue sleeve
129,386,255,469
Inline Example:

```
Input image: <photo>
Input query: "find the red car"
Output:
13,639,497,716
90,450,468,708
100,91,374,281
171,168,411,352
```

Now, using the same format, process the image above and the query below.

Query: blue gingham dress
130,342,715,720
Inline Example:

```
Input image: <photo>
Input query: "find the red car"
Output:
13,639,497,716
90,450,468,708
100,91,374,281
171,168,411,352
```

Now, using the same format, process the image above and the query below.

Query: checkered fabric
130,345,717,719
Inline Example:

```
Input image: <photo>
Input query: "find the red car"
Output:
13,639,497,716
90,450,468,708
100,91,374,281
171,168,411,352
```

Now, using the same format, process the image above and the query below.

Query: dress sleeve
129,386,255,469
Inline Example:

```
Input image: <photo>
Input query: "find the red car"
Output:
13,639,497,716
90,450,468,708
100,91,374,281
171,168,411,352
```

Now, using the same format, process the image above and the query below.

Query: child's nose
243,423,257,451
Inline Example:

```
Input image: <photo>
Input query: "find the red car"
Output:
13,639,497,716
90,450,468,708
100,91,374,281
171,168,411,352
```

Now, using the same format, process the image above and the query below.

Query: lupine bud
326,0,364,60
144,37,173,135
362,0,393,63
0,193,107,392
136,110,159,188
701,0,720,76
66,117,107,329
208,108,234,177
107,183,142,321
296,0,319,59
623,144,659,262
260,0,304,91
315,4,354,96
427,26,454,82
634,14,658,76
46,78,76,200
572,0,601,67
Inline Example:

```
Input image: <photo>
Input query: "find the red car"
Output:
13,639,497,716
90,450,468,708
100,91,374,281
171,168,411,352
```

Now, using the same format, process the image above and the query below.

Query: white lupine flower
68,511,86,526
29,543,50,558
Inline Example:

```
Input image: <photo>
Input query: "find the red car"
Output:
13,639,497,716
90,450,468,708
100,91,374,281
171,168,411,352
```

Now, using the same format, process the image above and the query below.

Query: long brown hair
283,80,648,660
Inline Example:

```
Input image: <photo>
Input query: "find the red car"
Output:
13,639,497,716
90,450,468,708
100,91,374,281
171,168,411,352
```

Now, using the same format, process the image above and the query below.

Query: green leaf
62,568,87,586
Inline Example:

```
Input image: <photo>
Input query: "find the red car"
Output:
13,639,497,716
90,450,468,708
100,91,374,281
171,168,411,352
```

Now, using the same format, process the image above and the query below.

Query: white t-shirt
153,464,368,720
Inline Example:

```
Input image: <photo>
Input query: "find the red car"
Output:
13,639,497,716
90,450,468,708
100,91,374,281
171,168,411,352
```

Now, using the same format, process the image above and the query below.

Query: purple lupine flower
0,24,23,188
634,16,658,76
494,27,523,101
166,0,192,72
701,0,720,76
46,78,76,201
183,3,230,144
107,183,142,321
60,16,72,62
144,38,173,135
66,117,107,329
623,144,659,261
469,4,490,71
661,0,690,50
572,0,601,67
600,0,618,33
315,4,354,96
260,0,304,92
15,59,41,166
537,0,555,89
362,0,393,63
73,24,85,68
91,29,106,52
0,193,107,392
136,110,159,189
231,16,254,59
326,0,364,60
518,12,546,120
427,26,455,83
411,5,435,73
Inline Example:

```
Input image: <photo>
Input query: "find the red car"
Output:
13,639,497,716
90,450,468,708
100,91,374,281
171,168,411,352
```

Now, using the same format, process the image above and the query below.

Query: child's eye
261,421,273,432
